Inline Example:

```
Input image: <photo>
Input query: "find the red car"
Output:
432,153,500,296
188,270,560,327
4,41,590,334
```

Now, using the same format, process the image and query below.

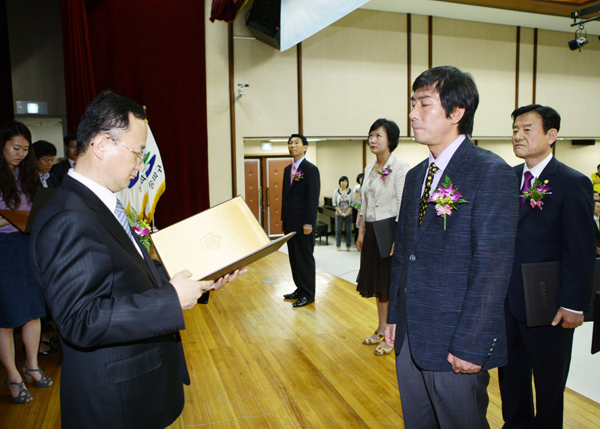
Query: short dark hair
412,66,479,136
356,173,364,184
63,133,76,147
32,140,57,160
368,118,400,152
339,176,349,186
512,104,561,137
288,133,308,146
77,90,146,154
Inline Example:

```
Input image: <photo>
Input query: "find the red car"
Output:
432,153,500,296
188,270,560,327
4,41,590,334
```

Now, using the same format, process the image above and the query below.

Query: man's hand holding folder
172,268,247,310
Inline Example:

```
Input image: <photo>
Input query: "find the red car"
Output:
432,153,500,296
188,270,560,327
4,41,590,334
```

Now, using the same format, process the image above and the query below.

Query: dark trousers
396,334,491,429
498,309,575,429
286,231,316,299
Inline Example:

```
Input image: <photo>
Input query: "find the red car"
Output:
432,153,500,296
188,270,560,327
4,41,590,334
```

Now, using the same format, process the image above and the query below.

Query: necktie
520,171,534,208
115,198,135,242
290,164,296,185
419,163,439,226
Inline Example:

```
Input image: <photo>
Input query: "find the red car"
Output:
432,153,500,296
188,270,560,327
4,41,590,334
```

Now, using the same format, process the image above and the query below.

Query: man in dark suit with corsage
499,104,595,429
384,66,518,428
29,91,244,429
281,133,320,308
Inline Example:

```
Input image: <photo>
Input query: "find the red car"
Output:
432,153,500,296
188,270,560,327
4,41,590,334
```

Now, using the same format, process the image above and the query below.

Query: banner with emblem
117,121,165,222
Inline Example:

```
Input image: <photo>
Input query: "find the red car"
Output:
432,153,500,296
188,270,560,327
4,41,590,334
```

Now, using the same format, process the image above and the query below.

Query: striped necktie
115,198,135,242
419,163,439,226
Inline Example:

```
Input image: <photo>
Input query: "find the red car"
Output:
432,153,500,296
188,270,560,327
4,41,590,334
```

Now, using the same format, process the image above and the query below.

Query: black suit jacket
30,176,188,429
281,158,320,233
507,157,596,321
50,158,72,185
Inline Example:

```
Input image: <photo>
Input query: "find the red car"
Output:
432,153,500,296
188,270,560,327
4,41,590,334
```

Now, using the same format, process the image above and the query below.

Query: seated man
50,133,77,185
32,140,59,188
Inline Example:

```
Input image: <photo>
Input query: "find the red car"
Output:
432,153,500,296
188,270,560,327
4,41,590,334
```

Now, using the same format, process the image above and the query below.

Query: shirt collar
428,135,466,170
523,152,553,180
68,169,118,214
292,156,305,170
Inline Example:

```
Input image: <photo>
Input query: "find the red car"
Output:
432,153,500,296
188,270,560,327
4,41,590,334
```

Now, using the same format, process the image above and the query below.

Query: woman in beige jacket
356,118,410,355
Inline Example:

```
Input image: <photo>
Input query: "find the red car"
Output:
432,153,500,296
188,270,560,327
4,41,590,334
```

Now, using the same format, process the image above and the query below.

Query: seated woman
332,176,354,252
0,121,54,404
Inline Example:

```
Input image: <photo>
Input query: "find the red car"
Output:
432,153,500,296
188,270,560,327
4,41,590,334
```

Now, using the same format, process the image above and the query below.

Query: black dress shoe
292,296,314,308
283,291,301,300
38,346,59,356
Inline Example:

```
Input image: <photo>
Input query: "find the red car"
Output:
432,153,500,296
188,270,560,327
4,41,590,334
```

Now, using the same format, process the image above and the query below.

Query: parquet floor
1,251,599,428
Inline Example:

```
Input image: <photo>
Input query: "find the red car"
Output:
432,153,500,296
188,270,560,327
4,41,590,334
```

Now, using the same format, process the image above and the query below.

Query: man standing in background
281,133,320,308
500,104,595,429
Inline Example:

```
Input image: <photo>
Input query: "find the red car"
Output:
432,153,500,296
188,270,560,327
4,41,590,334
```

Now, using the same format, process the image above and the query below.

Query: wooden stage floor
1,251,599,428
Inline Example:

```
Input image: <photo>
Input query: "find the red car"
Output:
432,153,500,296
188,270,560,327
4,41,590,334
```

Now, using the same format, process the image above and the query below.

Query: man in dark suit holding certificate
30,91,243,429
384,66,518,428
281,134,320,308
499,104,595,429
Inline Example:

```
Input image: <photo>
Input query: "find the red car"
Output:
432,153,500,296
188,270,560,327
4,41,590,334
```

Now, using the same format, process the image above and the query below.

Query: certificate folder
0,187,54,233
150,196,295,281
522,261,561,327
372,217,397,259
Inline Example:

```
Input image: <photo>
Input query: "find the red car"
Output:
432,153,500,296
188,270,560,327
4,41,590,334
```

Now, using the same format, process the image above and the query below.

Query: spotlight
568,25,589,51
568,37,589,50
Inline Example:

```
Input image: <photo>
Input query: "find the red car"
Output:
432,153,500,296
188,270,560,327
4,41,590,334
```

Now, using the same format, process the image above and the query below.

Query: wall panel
555,140,600,177
536,30,600,137
206,7,232,206
432,18,516,137
303,9,408,136
234,40,299,137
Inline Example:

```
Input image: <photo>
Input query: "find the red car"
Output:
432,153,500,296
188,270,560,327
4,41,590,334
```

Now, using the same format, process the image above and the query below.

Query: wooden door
244,159,261,223
266,157,292,237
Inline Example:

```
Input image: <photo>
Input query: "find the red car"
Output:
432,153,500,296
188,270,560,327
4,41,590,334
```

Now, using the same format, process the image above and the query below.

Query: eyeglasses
106,136,145,165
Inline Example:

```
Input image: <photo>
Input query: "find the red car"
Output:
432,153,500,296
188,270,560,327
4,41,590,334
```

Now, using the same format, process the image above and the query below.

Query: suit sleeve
303,164,320,226
448,161,519,365
281,165,290,222
559,175,596,311
31,210,185,349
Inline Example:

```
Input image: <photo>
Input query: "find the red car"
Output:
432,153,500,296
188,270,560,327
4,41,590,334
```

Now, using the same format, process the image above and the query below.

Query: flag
117,122,165,222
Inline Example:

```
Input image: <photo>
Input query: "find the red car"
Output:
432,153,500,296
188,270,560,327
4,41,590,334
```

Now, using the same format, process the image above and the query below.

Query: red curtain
0,0,14,125
61,0,96,134
63,0,210,227
210,0,249,23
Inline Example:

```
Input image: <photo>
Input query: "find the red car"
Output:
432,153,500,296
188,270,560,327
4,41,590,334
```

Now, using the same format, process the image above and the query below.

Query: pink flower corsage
293,170,304,181
127,207,152,251
376,165,392,185
427,175,468,230
521,178,551,210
